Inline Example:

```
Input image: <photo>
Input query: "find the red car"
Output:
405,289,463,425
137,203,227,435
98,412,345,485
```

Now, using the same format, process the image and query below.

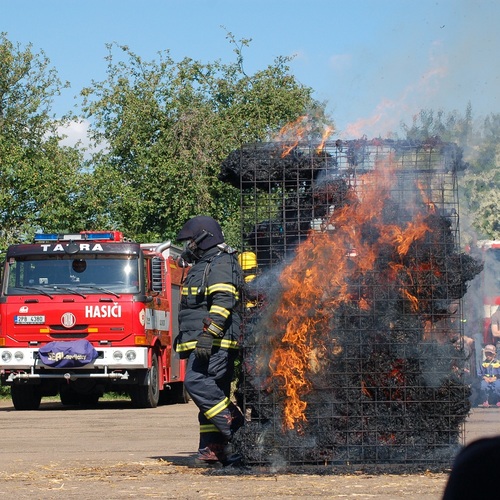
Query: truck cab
0,231,187,410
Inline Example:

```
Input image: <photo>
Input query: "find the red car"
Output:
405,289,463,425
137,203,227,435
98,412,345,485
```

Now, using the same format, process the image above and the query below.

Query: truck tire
11,384,42,410
129,352,160,408
159,382,190,405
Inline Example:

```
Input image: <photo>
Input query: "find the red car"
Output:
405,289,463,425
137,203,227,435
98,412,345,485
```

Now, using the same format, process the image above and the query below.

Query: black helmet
176,215,224,252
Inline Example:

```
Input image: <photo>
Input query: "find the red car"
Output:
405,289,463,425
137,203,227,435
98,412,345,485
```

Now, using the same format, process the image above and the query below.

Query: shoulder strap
198,251,223,295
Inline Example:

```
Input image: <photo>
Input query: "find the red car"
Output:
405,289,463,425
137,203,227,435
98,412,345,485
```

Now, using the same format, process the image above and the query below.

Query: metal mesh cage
221,138,480,470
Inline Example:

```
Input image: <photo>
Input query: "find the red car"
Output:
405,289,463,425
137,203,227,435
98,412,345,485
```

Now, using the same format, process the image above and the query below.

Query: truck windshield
4,255,140,296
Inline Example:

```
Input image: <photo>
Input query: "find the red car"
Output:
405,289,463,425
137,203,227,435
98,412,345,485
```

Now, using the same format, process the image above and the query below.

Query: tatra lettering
40,243,105,252
85,305,122,318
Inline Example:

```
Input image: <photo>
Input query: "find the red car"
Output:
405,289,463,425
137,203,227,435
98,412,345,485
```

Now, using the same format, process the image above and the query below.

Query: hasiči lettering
85,305,122,318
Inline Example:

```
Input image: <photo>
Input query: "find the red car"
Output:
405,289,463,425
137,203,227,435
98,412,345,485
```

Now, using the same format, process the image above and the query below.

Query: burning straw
227,141,482,469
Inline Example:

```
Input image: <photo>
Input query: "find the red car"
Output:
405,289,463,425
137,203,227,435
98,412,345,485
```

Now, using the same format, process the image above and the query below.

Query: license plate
14,315,45,325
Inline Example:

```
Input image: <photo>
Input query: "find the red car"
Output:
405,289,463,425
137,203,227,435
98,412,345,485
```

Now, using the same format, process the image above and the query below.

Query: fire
275,116,335,157
277,115,309,157
316,125,335,153
269,157,438,430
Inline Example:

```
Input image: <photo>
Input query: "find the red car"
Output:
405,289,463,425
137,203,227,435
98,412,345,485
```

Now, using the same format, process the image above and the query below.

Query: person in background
477,344,500,407
490,306,500,348
174,216,244,466
238,251,259,309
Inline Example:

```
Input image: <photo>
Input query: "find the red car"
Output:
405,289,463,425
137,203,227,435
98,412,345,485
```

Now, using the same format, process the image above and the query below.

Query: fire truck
0,231,188,410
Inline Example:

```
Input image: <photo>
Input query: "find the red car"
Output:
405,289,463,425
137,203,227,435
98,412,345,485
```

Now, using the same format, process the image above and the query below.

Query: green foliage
80,35,329,246
399,103,473,148
0,384,10,398
400,105,499,240
0,33,84,249
1,31,496,246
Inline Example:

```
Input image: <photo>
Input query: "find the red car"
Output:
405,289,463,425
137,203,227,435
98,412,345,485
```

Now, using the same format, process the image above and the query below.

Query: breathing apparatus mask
179,230,212,264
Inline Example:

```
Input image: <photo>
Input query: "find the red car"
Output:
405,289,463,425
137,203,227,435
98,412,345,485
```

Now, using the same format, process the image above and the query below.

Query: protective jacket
175,246,242,357
479,358,500,378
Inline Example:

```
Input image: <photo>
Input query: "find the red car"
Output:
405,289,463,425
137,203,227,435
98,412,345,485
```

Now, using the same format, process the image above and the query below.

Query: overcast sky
2,0,499,141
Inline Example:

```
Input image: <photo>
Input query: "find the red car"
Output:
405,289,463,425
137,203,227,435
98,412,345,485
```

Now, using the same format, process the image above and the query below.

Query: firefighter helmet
238,251,257,271
176,216,225,250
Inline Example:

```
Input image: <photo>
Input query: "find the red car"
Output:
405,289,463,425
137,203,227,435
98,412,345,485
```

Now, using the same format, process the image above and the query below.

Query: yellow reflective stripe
205,397,231,420
200,424,220,433
208,322,223,334
213,339,237,349
483,362,500,368
207,283,237,295
210,305,230,319
175,338,239,352
218,339,239,349
175,340,197,352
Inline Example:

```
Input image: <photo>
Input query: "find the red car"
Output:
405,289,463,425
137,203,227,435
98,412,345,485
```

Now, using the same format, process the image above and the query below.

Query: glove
194,331,214,361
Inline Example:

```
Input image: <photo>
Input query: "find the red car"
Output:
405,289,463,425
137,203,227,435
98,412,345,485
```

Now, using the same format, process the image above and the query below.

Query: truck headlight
125,350,136,361
113,351,123,361
1,351,12,363
14,351,24,362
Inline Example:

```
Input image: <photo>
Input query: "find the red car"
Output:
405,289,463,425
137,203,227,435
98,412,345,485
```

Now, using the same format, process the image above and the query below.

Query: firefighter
174,215,244,465
238,250,259,309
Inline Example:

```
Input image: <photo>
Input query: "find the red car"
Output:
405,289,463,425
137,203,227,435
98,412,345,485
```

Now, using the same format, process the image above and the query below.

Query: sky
2,0,500,143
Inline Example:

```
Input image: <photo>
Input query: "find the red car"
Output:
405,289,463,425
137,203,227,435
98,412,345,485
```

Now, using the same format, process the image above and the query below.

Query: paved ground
0,398,498,499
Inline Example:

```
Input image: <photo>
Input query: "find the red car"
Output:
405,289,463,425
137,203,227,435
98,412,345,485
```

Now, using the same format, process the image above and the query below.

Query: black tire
158,382,190,405
78,393,100,407
129,352,160,408
11,384,42,410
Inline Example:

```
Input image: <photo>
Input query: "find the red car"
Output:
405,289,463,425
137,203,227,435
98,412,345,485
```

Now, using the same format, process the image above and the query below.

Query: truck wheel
159,382,190,405
78,393,100,407
130,352,160,408
11,384,42,410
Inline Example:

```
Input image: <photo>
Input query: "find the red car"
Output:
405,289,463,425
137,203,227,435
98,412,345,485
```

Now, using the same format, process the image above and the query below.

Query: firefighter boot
197,442,242,467
196,443,226,464
219,443,243,467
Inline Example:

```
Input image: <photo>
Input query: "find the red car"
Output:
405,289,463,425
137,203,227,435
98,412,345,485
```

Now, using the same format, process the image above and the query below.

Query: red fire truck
0,231,188,410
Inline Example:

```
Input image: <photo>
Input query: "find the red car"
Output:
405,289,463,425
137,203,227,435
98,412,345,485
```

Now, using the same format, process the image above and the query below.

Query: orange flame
316,125,335,153
269,158,436,430
275,116,335,158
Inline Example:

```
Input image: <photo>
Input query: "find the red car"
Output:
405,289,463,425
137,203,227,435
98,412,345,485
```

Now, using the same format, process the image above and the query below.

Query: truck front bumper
0,346,149,382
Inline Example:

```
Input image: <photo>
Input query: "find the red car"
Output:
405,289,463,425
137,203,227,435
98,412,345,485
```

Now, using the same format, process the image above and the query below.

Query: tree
460,112,500,239
399,105,499,240
81,36,331,245
0,33,84,248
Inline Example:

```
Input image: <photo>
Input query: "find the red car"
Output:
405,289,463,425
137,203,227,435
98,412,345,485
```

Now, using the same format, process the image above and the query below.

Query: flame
402,289,419,312
316,125,335,153
275,116,335,157
268,157,437,430
277,115,308,157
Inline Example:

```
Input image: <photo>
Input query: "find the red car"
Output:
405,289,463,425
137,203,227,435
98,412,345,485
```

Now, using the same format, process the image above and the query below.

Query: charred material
221,138,478,469
219,144,334,191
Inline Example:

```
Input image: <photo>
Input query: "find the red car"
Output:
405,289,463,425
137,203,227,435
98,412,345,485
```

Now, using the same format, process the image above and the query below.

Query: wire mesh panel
220,138,481,469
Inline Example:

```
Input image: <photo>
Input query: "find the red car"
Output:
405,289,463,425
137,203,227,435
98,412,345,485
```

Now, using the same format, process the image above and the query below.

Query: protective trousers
184,347,243,452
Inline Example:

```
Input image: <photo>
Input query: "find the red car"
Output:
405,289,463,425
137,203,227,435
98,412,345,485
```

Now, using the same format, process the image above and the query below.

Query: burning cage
220,138,482,469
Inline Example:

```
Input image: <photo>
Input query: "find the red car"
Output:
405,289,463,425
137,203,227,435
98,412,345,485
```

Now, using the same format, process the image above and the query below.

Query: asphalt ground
0,398,498,499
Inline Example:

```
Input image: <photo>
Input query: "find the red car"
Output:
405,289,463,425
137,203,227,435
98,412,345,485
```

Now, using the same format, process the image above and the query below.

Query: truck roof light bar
34,231,124,243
